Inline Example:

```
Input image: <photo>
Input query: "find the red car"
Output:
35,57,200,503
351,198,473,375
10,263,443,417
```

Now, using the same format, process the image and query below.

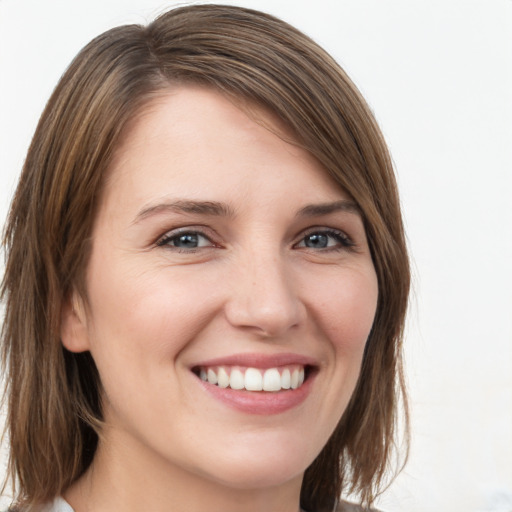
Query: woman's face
63,87,378,491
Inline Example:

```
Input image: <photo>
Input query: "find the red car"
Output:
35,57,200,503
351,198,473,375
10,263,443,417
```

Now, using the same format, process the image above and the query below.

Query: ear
60,291,91,353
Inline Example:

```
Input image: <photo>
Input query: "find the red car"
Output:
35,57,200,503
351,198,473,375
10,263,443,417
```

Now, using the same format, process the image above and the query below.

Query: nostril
223,298,303,338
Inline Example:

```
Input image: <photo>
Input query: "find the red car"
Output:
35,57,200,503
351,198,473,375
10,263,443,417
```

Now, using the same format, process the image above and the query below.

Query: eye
157,230,214,250
295,229,354,250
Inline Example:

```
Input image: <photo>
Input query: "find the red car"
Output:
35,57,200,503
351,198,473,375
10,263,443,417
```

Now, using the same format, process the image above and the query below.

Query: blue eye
304,233,329,248
296,230,353,250
157,231,213,250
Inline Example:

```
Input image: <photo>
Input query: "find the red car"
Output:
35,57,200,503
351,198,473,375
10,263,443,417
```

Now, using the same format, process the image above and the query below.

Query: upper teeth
198,366,305,392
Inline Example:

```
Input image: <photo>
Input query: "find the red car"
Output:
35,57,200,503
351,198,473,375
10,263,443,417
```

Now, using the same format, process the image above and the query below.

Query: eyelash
294,229,355,252
156,229,215,252
155,227,355,253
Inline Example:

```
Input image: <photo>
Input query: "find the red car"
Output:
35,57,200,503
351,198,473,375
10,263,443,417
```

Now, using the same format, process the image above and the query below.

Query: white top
40,497,74,512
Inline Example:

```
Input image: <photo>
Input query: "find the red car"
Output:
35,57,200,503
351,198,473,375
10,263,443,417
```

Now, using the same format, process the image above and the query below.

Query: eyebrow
133,200,236,224
296,199,361,218
133,198,361,225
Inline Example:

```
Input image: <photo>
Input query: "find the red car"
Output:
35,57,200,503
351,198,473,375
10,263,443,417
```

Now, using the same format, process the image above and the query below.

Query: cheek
310,267,378,353
85,260,221,363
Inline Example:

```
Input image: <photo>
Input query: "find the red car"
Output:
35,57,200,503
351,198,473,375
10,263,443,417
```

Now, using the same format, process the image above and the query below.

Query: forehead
112,86,299,163
100,86,348,212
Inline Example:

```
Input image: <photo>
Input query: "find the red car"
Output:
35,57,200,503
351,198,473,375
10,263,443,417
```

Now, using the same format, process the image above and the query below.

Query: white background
1,1,511,511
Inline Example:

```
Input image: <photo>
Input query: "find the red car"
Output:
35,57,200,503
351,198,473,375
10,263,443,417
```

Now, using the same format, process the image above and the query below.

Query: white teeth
263,368,281,392
229,368,245,390
244,368,263,391
290,369,299,389
207,368,218,385
298,367,305,386
281,368,291,389
199,365,307,392
217,367,229,388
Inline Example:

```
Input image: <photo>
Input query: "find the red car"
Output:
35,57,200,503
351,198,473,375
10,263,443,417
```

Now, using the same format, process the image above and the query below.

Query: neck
64,433,304,512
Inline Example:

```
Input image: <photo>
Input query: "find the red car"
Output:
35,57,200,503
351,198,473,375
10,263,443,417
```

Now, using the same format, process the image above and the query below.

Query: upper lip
191,352,317,370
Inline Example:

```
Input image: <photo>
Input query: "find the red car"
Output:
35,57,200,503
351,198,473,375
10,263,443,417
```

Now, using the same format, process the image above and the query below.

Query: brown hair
1,4,409,511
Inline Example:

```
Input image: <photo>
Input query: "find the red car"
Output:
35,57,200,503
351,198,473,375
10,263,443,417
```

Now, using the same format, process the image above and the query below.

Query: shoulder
336,500,382,512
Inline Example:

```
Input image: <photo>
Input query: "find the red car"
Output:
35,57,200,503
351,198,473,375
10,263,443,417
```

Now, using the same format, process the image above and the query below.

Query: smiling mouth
192,365,313,392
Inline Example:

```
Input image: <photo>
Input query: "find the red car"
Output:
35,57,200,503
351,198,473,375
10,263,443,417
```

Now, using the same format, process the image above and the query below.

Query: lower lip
196,373,315,415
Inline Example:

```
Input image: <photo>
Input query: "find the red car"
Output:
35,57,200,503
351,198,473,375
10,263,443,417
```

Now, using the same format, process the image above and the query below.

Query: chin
202,457,306,491
190,430,319,490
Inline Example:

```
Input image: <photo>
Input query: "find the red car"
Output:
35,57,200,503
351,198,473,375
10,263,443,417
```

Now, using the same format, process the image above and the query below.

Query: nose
224,252,305,338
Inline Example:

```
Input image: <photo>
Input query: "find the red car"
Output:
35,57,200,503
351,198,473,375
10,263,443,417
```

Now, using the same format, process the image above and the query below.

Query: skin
61,86,378,512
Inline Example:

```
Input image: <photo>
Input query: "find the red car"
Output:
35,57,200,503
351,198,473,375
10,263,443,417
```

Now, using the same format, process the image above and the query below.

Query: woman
1,4,409,512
